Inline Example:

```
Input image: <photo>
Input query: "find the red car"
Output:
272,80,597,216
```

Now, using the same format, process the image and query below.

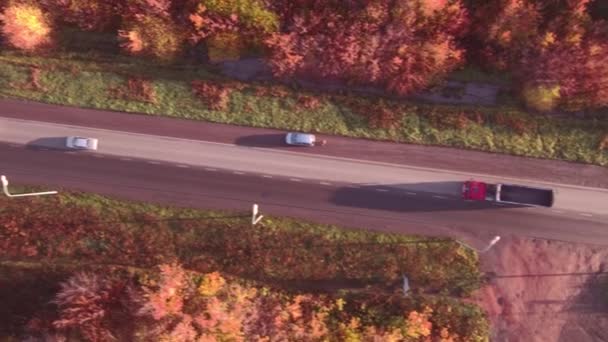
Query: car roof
292,132,314,142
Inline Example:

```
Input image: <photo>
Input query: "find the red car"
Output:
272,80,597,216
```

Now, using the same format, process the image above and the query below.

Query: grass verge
0,188,482,296
1,45,604,166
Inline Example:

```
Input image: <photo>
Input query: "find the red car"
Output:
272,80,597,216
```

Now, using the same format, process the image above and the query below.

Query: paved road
1,117,607,216
1,143,607,245
1,117,607,245
1,98,607,189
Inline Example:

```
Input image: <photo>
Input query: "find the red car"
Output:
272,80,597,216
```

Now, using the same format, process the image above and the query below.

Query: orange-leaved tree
0,0,53,51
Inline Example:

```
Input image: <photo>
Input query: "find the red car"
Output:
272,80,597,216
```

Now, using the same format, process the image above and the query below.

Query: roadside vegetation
0,189,489,341
0,50,606,166
0,0,606,165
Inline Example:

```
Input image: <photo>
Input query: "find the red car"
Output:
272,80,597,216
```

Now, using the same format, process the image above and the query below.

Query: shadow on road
26,137,70,151
331,182,524,212
234,134,287,148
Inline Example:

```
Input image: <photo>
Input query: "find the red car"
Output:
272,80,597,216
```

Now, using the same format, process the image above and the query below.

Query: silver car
285,132,316,146
66,136,99,150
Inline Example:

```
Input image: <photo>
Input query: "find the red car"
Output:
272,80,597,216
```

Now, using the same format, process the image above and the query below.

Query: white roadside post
1,175,58,198
456,235,501,254
251,203,263,225
402,274,410,296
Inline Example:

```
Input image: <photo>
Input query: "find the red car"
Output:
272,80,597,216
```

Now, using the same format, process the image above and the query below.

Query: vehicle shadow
234,134,286,148
331,182,524,212
26,137,70,151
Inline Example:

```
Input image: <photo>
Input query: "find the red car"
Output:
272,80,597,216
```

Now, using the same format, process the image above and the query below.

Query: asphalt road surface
2,143,607,245
1,115,607,245
1,98,607,189
2,117,607,215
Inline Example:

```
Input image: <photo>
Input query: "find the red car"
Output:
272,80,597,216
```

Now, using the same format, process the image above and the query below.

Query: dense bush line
1,262,489,341
1,0,608,111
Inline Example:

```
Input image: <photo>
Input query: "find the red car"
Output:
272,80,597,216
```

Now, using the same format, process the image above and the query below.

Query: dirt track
476,237,608,342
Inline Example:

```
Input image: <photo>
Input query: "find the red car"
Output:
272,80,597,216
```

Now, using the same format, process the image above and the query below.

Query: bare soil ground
474,236,608,342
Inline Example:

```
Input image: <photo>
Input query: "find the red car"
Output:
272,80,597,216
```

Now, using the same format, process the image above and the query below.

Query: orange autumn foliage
405,306,433,338
0,1,53,51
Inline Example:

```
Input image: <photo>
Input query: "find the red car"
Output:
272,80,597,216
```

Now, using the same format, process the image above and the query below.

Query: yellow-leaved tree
119,15,186,62
0,0,53,51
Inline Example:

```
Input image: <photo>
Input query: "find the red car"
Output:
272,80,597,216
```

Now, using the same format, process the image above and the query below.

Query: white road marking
290,178,302,182
405,192,417,195
92,154,104,158
147,160,160,164
320,182,332,186
375,188,389,192
262,175,273,178
551,210,564,214
233,171,245,175
176,164,189,168
64,151,76,155
492,202,506,206
205,168,217,172
120,157,132,161
432,195,448,199
580,213,593,217
38,148,49,151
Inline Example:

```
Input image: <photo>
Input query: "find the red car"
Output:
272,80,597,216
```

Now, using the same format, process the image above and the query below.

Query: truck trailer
462,180,554,207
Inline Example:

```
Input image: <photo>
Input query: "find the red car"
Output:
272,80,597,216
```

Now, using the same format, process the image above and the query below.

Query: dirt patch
474,236,608,342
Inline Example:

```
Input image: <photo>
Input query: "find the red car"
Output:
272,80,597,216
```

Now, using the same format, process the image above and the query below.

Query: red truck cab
462,180,487,201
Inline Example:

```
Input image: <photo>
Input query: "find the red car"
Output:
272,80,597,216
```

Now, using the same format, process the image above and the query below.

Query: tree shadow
331,182,524,212
557,271,608,340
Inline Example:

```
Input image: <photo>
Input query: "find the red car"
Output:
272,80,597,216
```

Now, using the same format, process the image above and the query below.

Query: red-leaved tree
41,0,122,32
53,272,130,342
265,0,467,95
516,23,608,111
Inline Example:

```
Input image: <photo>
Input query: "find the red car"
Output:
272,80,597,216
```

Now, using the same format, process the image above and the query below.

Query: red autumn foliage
0,196,178,267
53,272,130,341
599,133,608,151
467,0,543,70
10,66,46,91
513,21,608,110
188,3,240,42
109,76,157,103
494,112,536,134
41,0,122,32
296,94,321,110
265,0,467,96
125,0,172,18
253,84,290,98
191,80,232,110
